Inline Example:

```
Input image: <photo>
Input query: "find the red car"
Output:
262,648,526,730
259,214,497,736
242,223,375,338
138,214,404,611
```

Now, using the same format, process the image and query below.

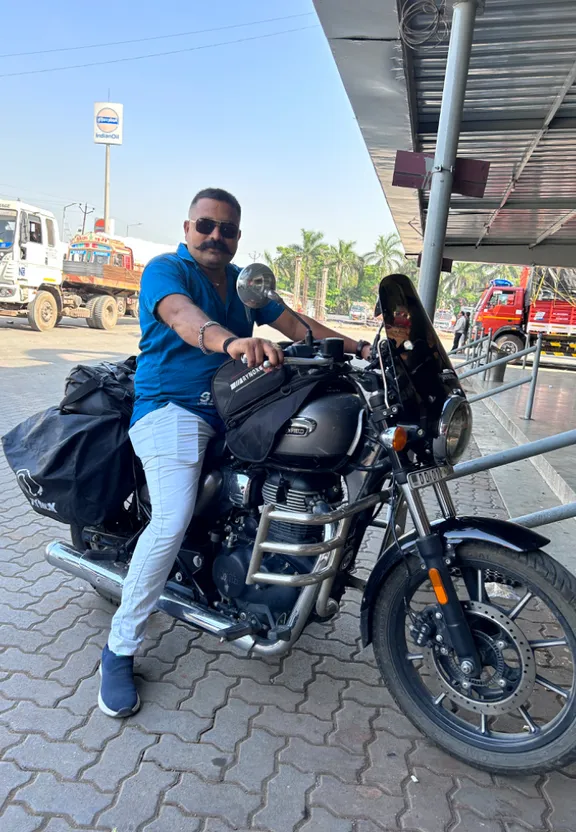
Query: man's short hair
189,188,241,219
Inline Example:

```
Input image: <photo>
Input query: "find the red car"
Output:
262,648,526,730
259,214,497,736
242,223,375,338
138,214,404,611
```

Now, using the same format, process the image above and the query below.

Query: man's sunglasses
193,217,240,239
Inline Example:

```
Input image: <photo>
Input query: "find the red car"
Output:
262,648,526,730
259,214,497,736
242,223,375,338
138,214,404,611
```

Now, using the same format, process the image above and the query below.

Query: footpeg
219,622,256,642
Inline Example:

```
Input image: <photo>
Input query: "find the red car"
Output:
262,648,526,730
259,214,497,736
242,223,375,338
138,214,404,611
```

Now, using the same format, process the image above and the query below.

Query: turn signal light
428,568,449,605
392,426,408,452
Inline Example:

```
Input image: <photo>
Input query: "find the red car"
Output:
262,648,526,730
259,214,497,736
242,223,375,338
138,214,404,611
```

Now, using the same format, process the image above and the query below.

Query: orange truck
63,233,142,329
474,267,576,356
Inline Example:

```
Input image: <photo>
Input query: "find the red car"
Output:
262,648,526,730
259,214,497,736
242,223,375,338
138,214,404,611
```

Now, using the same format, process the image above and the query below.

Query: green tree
290,229,325,310
326,240,362,290
365,233,404,278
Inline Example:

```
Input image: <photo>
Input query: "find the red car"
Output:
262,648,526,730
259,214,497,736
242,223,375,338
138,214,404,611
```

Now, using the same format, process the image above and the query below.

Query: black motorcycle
44,268,576,775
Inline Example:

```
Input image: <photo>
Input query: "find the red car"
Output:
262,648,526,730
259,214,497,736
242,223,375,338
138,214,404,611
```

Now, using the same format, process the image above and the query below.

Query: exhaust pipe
45,541,321,657
45,541,257,652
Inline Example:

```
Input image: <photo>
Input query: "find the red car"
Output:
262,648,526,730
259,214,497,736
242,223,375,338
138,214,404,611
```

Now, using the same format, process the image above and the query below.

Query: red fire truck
474,267,576,356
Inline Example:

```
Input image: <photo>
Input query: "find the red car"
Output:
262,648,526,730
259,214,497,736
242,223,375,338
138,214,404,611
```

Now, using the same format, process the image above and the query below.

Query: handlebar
240,355,333,369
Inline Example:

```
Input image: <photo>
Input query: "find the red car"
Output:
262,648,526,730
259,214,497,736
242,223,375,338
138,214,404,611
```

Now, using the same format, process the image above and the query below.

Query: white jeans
108,403,215,655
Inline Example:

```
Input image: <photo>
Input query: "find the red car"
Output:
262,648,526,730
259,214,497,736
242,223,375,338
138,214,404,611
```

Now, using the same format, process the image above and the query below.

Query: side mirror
237,263,281,309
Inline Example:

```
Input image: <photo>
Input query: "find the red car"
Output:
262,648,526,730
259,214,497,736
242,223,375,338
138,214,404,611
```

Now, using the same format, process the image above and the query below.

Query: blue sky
1,0,396,260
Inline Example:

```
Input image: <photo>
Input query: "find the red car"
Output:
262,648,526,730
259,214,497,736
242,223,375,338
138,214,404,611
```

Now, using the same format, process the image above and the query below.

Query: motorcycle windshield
377,273,463,426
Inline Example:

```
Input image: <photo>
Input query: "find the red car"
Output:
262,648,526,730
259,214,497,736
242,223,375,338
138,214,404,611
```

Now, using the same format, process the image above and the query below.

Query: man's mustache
196,239,230,254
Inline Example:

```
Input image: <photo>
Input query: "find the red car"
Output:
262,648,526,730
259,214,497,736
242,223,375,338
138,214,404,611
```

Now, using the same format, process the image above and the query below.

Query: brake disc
424,600,536,715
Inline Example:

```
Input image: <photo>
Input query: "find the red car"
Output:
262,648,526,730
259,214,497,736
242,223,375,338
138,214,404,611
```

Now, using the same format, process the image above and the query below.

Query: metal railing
452,333,543,420
449,428,576,530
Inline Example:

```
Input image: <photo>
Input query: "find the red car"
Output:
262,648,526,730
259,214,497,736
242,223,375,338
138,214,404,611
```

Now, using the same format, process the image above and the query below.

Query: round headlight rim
433,395,473,466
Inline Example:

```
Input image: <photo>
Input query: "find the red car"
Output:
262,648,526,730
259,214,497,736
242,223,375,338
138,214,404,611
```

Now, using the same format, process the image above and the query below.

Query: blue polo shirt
131,243,284,430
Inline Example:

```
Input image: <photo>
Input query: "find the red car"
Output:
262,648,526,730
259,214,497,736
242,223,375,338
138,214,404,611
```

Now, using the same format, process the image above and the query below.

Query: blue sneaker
98,644,141,718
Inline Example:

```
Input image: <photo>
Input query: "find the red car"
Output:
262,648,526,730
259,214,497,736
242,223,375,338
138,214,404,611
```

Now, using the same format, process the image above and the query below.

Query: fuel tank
271,392,363,465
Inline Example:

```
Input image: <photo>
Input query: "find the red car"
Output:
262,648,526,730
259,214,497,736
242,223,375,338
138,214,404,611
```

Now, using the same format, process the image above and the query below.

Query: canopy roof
313,0,576,267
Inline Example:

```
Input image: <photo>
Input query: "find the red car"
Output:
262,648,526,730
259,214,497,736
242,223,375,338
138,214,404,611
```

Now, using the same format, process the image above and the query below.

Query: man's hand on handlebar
226,337,284,368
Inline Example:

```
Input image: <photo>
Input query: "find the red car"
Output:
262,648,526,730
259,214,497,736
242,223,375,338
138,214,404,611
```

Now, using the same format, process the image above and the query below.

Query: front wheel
27,291,59,331
495,333,524,355
372,543,576,774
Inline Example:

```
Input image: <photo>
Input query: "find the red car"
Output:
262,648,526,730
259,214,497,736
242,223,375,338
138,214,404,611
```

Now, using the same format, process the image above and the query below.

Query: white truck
0,199,142,331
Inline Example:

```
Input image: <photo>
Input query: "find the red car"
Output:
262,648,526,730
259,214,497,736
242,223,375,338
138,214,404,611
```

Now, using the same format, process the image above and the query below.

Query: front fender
360,516,549,647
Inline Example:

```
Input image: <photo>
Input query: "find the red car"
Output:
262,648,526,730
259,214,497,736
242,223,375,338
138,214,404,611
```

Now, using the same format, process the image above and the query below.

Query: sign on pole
94,103,123,145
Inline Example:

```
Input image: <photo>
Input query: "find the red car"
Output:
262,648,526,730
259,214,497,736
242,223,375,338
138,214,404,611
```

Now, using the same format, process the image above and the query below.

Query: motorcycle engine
212,471,343,632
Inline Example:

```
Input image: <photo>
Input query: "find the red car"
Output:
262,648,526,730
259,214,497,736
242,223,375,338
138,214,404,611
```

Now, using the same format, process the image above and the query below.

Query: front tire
372,543,576,774
495,333,524,355
27,291,59,331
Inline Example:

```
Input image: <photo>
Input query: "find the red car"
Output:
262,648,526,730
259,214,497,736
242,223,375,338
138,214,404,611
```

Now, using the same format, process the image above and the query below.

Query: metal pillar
104,144,111,235
418,0,479,318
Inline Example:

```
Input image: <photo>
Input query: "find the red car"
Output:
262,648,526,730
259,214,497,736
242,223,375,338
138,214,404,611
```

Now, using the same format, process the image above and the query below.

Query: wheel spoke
529,638,568,649
480,713,489,735
509,591,533,620
406,653,424,663
535,675,570,699
476,569,485,602
518,706,539,734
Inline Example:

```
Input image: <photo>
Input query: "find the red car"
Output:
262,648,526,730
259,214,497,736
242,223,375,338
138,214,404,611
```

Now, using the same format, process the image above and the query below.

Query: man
452,310,467,351
99,187,373,717
463,311,471,343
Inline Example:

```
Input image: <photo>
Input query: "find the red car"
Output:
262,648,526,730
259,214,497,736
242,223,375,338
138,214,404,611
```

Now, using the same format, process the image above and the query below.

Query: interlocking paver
310,775,405,827
543,772,576,831
143,805,201,832
299,672,346,720
280,736,364,781
225,728,285,791
97,761,177,832
400,766,455,830
200,697,259,752
0,804,43,832
330,698,377,755
0,761,33,809
253,705,332,744
230,676,302,711
0,701,83,740
167,772,261,827
135,703,211,742
298,807,354,832
82,725,156,790
15,772,112,826
453,779,546,829
180,670,237,717
4,734,97,778
0,326,572,832
252,764,316,832
145,734,232,778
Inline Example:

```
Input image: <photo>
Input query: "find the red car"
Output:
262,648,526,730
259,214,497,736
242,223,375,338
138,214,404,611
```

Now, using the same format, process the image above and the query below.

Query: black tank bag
211,359,327,463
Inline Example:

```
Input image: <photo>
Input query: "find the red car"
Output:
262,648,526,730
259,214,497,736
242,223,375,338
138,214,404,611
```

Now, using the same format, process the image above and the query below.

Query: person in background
463,311,471,344
452,310,467,351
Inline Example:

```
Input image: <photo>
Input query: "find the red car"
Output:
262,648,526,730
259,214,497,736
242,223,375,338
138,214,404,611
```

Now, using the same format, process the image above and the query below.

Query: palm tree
291,230,325,311
326,240,362,290
365,233,404,278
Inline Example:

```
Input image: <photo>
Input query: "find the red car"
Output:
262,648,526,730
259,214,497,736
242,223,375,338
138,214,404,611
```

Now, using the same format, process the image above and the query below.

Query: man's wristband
222,336,238,356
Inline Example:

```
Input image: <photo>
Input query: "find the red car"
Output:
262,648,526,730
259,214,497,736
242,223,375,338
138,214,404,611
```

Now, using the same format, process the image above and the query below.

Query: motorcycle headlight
433,396,473,466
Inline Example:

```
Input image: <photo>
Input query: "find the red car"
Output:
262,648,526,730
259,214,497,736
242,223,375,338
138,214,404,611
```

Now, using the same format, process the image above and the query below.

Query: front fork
400,479,482,676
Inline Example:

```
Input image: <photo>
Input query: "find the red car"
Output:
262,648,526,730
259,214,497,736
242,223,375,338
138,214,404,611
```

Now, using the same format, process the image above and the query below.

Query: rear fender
360,516,549,647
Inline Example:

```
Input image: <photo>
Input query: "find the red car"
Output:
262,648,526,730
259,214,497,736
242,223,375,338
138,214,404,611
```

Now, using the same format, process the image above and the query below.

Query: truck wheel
116,297,127,317
495,333,524,355
89,296,118,330
27,291,59,332
127,299,139,319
